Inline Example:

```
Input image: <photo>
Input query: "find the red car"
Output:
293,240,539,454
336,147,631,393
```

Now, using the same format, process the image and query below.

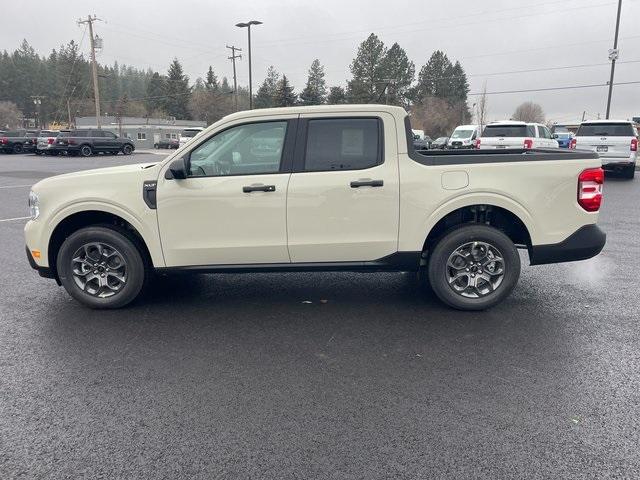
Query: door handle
242,184,276,193
350,179,383,188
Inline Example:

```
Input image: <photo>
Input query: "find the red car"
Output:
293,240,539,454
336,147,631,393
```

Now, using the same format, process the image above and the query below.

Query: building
74,116,206,149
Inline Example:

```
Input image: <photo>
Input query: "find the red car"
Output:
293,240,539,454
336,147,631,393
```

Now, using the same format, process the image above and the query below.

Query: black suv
51,129,135,156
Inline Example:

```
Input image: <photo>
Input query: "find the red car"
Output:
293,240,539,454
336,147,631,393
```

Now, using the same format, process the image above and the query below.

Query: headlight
28,190,39,220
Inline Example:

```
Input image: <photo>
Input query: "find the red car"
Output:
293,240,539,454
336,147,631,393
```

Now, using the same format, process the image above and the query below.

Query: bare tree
512,101,545,123
475,82,488,130
412,97,467,138
0,101,23,129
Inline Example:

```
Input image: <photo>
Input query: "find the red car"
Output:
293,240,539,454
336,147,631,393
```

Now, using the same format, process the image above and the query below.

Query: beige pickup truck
25,105,606,310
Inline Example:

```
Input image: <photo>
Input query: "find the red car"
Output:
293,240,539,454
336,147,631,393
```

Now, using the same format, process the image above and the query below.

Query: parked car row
414,119,637,179
0,129,135,157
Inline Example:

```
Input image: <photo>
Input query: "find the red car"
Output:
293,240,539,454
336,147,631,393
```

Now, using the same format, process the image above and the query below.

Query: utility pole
581,110,586,122
605,0,623,119
78,15,102,129
236,21,263,109
226,45,242,111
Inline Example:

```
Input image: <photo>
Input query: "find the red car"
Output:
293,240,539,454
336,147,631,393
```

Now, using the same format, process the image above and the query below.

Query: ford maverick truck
25,105,606,310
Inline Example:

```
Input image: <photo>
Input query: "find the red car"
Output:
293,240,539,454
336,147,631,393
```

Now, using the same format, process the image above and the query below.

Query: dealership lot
1,154,639,478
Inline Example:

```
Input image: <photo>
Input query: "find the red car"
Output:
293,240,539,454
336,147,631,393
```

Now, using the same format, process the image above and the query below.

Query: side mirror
165,157,188,180
552,133,558,139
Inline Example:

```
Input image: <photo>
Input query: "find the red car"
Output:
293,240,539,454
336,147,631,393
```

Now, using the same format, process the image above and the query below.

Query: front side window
188,121,287,177
137,132,146,140
304,118,380,171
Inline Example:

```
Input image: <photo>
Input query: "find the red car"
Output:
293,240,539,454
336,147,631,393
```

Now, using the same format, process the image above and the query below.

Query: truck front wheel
56,226,147,309
427,225,520,310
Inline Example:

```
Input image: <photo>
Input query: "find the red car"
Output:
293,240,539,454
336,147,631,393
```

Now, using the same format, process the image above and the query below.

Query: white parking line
0,216,30,223
0,184,32,189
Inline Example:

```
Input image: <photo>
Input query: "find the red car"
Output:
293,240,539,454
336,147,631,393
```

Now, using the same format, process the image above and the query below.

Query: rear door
286,113,400,262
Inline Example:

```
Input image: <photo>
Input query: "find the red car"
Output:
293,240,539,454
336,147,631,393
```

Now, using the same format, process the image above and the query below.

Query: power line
467,80,640,96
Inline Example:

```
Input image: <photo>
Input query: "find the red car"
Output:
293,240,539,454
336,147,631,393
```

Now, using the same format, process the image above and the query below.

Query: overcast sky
3,0,639,122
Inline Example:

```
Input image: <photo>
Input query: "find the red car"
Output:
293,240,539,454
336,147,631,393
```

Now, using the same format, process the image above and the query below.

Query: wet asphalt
0,152,638,479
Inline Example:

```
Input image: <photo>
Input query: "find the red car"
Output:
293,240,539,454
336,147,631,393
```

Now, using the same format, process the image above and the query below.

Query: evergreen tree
414,50,453,102
220,77,231,93
448,61,470,105
327,86,347,105
254,66,280,108
206,66,219,91
145,72,166,114
347,33,388,103
380,43,415,106
299,59,327,105
274,75,297,107
163,58,191,119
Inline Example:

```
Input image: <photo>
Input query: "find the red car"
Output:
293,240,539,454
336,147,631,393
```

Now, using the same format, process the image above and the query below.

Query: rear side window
304,118,381,171
482,125,535,137
72,130,89,137
576,123,635,136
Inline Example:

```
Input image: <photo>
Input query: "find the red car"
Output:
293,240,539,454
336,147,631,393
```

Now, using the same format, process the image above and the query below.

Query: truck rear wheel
427,225,520,310
56,226,147,309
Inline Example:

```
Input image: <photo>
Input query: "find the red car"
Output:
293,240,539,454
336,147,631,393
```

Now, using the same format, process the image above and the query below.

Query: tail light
631,138,638,152
578,168,604,212
523,138,533,149
474,139,481,149
47,137,55,144
569,138,577,149
0,137,7,145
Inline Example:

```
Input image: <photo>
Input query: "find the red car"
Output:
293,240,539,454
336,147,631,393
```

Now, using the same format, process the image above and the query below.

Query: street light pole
236,20,262,109
605,0,623,119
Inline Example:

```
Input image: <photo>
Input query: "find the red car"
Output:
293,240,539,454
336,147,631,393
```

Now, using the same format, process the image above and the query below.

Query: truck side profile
25,105,606,310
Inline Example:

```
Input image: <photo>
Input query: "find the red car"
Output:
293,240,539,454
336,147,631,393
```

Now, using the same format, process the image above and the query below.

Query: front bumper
529,224,606,265
26,246,57,281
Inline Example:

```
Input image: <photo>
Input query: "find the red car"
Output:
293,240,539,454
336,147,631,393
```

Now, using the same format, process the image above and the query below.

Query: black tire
427,224,521,311
34,150,42,156
12,143,23,154
122,144,133,155
623,165,635,179
79,144,93,157
56,226,147,309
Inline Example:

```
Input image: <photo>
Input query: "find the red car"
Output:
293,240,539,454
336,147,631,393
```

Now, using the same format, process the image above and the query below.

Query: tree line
0,34,473,136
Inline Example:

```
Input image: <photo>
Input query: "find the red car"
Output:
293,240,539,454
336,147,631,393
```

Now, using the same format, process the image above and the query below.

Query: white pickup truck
25,105,606,311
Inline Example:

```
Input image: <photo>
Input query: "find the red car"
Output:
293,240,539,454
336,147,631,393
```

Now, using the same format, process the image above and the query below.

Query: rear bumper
529,224,606,265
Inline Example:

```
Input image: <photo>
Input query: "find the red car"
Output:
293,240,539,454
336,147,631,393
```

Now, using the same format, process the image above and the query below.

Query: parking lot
1,153,639,478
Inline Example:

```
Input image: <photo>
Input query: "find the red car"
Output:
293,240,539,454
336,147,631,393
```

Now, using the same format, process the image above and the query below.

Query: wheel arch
422,202,534,258
47,209,154,280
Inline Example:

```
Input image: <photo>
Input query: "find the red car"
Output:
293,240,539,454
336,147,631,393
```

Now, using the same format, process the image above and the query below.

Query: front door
286,113,400,263
157,117,297,267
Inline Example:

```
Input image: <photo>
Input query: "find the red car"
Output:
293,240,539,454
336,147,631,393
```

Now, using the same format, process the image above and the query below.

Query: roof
580,119,633,124
219,104,408,123
75,116,206,127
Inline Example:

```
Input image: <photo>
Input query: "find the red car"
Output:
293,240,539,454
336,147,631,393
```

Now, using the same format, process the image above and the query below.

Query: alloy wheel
446,241,505,298
71,242,127,298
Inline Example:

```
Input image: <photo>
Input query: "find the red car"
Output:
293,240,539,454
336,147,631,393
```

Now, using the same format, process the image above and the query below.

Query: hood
33,162,159,190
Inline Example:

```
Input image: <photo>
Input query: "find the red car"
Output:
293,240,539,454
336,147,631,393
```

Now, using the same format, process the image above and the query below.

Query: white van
447,125,480,149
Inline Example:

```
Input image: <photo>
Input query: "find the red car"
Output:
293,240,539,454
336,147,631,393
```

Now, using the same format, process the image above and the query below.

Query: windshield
450,129,473,139
555,133,571,139
576,123,634,137
482,125,535,137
